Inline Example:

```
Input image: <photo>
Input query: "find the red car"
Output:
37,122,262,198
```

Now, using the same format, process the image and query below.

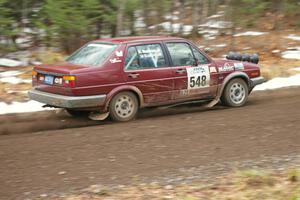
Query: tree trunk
192,0,200,38
169,1,176,35
116,0,126,37
143,0,150,35
179,0,185,36
202,0,209,19
96,18,103,39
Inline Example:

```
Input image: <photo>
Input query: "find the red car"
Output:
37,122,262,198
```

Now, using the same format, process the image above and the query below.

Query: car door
123,42,173,105
164,42,218,101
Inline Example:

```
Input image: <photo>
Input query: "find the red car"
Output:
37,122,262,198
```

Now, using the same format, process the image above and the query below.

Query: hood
213,58,259,70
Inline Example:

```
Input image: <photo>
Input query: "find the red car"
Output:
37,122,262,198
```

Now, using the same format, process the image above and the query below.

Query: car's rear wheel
221,78,249,107
109,91,138,122
66,109,89,118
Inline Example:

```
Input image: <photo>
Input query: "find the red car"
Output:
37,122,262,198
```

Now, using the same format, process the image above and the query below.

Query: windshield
66,43,117,66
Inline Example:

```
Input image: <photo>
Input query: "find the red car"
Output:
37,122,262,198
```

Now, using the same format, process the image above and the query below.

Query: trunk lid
35,62,88,75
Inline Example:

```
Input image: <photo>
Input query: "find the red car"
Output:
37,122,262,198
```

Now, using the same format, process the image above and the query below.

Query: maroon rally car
28,36,265,121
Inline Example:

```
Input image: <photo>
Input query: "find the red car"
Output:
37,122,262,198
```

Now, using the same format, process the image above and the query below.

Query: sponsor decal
218,63,234,72
234,62,244,70
187,65,210,89
209,66,217,73
110,58,122,63
115,50,123,57
180,89,188,96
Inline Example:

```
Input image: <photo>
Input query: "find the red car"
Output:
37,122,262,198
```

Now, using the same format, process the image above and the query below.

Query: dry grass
52,169,300,200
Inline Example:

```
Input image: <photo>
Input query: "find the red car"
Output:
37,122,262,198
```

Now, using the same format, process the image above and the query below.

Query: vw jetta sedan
28,36,265,121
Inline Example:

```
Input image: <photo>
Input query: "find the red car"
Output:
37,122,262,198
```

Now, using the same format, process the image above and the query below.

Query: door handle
176,69,186,74
128,73,140,78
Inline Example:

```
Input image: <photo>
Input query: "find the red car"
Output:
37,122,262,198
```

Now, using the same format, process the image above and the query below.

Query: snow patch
164,14,179,21
0,58,23,67
281,50,300,60
207,14,223,19
0,70,23,78
212,44,227,48
199,20,232,29
254,74,300,91
286,34,300,41
0,100,54,115
0,77,31,84
158,22,193,35
272,49,280,53
292,67,300,72
234,31,268,37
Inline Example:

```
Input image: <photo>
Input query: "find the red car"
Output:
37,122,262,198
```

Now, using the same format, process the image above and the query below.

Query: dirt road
1,87,300,199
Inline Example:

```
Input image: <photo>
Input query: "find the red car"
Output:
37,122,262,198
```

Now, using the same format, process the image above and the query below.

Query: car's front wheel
109,91,138,122
221,78,249,107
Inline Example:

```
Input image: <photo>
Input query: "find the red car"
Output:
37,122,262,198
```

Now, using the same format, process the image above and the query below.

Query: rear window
66,43,117,66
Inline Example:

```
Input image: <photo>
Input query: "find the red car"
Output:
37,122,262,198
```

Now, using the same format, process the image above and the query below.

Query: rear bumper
250,76,266,88
28,89,106,108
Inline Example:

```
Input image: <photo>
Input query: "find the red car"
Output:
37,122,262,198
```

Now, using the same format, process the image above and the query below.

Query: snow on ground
0,77,31,84
0,70,23,78
212,44,227,48
281,49,300,60
286,34,300,41
164,14,179,21
272,49,280,53
292,67,300,72
199,20,232,29
0,100,54,115
0,58,23,67
254,74,300,91
234,31,268,37
207,14,223,19
0,70,31,84
157,22,193,35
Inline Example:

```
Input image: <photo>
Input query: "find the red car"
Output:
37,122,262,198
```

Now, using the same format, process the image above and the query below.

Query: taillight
32,70,37,79
63,75,76,88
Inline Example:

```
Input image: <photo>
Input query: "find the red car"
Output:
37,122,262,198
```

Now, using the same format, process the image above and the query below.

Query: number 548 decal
187,65,210,89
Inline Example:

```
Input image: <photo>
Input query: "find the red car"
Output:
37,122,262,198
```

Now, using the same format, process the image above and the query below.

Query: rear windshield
66,43,117,66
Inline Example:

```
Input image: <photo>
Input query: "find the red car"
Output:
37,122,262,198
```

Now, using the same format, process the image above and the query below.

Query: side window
191,46,209,65
125,46,139,70
166,43,195,66
125,44,166,70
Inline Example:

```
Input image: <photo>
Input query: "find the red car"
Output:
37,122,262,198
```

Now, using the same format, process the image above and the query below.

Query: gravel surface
0,87,300,199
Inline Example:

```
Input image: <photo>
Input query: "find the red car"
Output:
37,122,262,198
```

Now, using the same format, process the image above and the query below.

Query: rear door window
125,44,167,70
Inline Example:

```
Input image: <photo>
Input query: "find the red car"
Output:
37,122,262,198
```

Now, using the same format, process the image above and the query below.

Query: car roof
93,36,184,44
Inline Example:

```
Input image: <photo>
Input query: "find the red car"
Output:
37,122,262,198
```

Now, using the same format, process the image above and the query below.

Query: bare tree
192,0,201,38
169,0,176,35
202,0,209,18
178,0,186,36
116,0,127,37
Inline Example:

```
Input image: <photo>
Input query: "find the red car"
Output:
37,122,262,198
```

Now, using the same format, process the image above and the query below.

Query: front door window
166,43,195,66
191,46,209,65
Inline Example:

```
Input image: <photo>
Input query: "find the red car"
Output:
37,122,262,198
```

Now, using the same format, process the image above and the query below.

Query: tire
66,109,89,118
221,78,249,107
109,92,139,122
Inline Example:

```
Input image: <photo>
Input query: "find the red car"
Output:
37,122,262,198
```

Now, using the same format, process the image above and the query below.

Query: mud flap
204,98,219,108
89,112,110,121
